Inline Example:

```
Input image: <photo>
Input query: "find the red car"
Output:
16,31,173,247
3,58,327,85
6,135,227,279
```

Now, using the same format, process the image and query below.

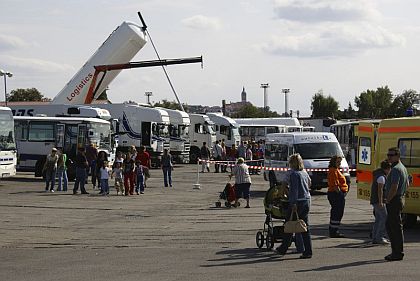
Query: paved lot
0,165,419,281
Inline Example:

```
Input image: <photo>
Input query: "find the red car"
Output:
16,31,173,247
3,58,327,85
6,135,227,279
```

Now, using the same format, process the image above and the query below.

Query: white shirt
213,144,222,158
100,167,110,180
377,175,386,185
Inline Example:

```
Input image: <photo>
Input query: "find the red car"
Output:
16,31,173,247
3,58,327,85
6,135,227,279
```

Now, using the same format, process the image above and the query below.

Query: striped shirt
232,164,252,184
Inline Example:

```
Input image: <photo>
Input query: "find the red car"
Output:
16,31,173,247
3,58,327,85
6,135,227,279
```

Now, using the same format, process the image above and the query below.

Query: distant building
241,86,247,103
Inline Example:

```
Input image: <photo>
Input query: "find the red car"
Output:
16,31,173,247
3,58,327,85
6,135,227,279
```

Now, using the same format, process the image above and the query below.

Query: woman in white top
230,157,252,208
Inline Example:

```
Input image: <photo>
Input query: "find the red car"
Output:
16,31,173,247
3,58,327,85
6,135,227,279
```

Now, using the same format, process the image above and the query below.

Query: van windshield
294,143,344,159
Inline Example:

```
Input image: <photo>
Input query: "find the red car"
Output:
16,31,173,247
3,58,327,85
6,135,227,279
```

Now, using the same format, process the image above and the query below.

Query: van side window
398,139,420,167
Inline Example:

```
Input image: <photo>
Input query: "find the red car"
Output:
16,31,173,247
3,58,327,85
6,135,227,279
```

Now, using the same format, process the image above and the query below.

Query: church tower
241,86,247,103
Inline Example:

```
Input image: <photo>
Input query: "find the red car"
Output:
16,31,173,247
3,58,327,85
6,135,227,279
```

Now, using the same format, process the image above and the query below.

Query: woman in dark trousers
276,154,312,259
327,155,349,238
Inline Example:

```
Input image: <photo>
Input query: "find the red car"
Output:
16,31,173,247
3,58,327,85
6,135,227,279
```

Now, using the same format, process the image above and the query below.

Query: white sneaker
50,190,54,193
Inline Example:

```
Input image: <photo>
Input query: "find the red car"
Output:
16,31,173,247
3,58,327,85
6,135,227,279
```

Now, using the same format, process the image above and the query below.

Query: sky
1,0,420,116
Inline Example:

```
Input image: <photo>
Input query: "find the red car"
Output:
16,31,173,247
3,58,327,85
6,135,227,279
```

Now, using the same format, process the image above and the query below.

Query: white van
264,132,350,190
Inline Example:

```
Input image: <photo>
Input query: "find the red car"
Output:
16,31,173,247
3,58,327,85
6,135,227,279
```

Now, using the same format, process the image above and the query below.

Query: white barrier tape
197,159,356,172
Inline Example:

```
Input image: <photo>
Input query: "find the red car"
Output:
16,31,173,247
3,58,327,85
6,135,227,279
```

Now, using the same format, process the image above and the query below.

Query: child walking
99,161,110,195
135,160,145,195
112,162,124,195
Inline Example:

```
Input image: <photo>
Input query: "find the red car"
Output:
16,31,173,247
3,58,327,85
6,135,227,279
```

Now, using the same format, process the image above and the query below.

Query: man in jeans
370,160,391,244
384,147,409,261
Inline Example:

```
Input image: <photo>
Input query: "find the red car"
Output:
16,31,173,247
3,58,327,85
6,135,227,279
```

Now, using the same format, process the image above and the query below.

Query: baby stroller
256,183,289,250
215,183,238,208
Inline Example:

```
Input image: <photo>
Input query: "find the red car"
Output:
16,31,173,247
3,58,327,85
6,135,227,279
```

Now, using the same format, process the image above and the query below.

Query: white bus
14,116,115,180
235,117,303,142
0,107,17,178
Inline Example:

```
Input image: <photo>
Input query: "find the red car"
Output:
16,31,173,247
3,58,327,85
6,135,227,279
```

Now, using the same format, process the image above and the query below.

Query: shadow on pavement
294,259,386,272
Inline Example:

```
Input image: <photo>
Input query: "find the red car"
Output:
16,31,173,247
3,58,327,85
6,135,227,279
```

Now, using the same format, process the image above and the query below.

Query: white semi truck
206,112,241,150
157,107,190,164
188,114,216,163
7,102,170,167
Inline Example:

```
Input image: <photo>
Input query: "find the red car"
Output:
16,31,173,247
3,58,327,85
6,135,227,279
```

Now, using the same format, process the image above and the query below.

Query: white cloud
0,55,75,73
258,22,406,57
181,15,222,31
0,34,30,50
273,0,381,22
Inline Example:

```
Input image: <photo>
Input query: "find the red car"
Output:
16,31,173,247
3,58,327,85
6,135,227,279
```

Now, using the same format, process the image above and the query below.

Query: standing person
99,161,110,195
228,144,238,172
220,142,227,173
85,142,98,189
56,149,68,192
129,145,138,160
200,142,211,173
246,144,253,174
161,149,173,188
73,147,89,195
111,162,124,195
136,146,151,188
237,141,247,159
95,151,108,192
384,147,409,261
213,140,222,173
276,154,312,259
370,160,392,244
230,157,251,208
135,161,145,195
123,152,135,196
43,148,59,192
327,155,349,238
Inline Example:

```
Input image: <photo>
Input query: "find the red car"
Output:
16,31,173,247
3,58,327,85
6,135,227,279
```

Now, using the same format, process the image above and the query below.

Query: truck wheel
402,214,417,228
189,152,199,164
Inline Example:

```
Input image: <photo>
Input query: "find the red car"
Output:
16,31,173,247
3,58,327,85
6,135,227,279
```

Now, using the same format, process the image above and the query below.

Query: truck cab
188,114,216,163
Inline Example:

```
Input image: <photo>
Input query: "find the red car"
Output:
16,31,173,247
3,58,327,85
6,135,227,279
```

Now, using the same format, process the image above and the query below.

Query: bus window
28,122,55,141
266,126,277,134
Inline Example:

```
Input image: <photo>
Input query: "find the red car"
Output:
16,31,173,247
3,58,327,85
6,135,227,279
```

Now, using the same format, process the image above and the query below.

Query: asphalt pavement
0,165,419,281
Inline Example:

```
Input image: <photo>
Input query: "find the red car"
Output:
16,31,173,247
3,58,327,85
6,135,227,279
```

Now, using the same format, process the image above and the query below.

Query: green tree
338,102,357,119
154,99,188,111
388,89,418,117
8,88,50,102
354,86,393,118
310,90,339,118
230,104,279,118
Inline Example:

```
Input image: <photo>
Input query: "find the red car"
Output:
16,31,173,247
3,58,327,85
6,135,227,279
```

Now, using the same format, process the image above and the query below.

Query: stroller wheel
266,232,274,250
225,201,231,208
215,201,222,208
256,231,264,248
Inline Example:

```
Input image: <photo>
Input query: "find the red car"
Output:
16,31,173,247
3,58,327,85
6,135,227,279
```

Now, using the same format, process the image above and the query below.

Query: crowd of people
199,139,265,174
42,142,410,262
42,143,174,196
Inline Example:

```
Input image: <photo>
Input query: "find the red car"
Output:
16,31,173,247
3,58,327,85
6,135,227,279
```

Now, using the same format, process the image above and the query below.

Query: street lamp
260,83,269,111
0,69,13,106
281,88,290,116
145,91,153,105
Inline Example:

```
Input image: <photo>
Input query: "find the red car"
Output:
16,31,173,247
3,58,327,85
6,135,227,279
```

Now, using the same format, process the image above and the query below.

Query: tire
256,231,264,248
402,214,417,228
215,201,222,208
266,232,274,250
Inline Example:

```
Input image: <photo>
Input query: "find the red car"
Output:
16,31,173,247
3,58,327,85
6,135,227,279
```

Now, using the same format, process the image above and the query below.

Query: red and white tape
197,159,356,172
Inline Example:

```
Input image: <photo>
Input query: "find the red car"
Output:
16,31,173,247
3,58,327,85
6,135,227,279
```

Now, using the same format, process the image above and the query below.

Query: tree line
7,86,419,119
312,86,418,119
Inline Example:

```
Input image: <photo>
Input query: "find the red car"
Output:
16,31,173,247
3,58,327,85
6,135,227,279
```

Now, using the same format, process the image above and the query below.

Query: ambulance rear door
356,122,376,200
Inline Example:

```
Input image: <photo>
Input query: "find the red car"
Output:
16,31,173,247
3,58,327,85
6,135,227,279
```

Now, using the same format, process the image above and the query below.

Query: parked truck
188,114,216,163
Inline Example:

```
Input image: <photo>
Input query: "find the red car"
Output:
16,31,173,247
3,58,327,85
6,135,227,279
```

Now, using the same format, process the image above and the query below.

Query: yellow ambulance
356,117,420,226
